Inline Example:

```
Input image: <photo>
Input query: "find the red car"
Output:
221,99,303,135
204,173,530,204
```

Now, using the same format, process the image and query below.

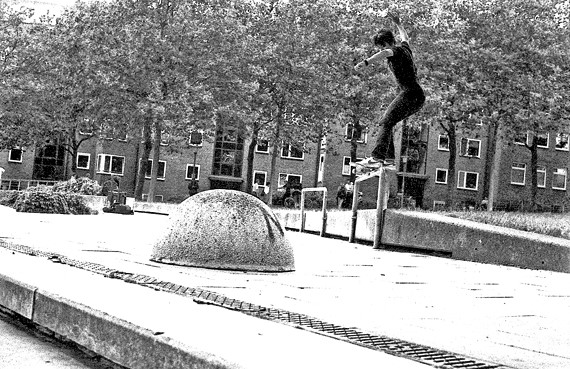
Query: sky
9,0,79,18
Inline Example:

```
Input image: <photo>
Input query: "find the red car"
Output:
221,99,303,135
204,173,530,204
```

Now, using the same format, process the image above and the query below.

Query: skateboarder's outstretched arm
354,12,408,71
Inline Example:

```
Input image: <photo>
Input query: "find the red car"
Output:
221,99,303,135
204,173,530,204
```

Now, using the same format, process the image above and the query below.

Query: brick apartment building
1,121,569,211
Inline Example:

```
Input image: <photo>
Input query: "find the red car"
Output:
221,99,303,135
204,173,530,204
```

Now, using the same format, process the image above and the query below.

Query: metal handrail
300,187,328,237
349,167,392,249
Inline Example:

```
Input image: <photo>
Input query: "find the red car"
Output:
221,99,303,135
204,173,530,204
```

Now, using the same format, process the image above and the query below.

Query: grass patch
443,211,570,240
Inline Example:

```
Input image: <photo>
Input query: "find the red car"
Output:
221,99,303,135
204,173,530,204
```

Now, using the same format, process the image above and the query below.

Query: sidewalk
1,206,569,368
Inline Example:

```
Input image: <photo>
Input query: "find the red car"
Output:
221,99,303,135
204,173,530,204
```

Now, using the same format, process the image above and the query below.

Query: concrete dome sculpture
151,190,295,272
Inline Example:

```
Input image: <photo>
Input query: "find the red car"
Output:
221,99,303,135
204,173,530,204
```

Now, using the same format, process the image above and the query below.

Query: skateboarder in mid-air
354,12,425,173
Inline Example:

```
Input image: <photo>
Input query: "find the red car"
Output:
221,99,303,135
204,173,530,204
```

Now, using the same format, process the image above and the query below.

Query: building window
536,132,549,149
281,143,304,160
435,168,448,184
278,173,302,188
185,164,200,180
76,153,90,170
142,194,163,202
555,133,569,151
189,131,203,146
255,140,269,153
515,132,528,146
345,124,367,143
8,148,22,163
438,135,449,151
253,171,267,192
510,163,526,186
537,166,546,188
460,138,481,158
145,159,166,180
97,154,125,175
213,128,244,178
342,156,363,176
457,171,479,191
552,168,567,191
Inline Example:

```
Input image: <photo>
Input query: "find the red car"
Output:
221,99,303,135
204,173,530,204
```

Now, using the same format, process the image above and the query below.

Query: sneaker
353,157,382,167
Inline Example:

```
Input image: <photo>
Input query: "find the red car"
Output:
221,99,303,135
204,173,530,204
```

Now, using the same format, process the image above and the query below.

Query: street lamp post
188,131,201,196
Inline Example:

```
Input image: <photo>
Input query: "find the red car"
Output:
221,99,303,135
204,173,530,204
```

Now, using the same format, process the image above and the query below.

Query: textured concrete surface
2,208,570,368
0,243,430,369
151,190,295,272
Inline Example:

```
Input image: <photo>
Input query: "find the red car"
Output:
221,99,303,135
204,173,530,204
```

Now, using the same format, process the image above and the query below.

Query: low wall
275,209,570,274
81,195,135,213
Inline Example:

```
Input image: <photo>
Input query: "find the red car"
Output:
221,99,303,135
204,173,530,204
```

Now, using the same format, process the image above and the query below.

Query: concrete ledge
32,291,228,369
382,210,570,273
0,274,35,319
275,209,570,273
133,201,179,215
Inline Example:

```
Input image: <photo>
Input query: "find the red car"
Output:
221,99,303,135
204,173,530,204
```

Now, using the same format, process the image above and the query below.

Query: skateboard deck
351,158,394,176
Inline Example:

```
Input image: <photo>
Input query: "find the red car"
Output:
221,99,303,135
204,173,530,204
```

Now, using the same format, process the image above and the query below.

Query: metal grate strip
0,240,511,369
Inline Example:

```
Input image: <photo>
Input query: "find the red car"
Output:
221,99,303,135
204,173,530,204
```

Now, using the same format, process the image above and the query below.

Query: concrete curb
0,272,233,369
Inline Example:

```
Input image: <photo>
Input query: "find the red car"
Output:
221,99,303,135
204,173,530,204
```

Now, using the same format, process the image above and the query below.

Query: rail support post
300,187,328,237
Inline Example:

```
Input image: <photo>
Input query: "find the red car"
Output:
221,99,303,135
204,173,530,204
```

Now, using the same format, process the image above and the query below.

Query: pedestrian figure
336,182,347,209
354,12,425,165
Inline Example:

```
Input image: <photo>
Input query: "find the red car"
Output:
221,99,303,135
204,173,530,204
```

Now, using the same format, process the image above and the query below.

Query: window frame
342,156,363,176
278,173,302,188
438,135,449,151
253,170,268,193
144,159,166,180
460,138,482,158
8,148,23,163
457,170,479,191
185,164,201,181
536,132,549,149
435,168,448,184
189,130,204,147
281,143,304,160
345,123,368,144
510,163,526,186
552,168,567,191
537,166,546,188
76,153,91,170
97,154,125,176
555,132,569,151
255,139,269,154
515,132,528,146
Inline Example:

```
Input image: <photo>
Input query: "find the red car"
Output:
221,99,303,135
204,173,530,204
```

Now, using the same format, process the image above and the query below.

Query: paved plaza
1,206,569,368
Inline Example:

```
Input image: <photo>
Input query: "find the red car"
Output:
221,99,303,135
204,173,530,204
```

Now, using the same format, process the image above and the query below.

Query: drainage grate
0,240,510,369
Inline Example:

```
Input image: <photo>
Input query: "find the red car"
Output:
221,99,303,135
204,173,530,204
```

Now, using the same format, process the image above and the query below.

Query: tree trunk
446,124,457,209
245,123,260,195
487,123,504,211
134,109,153,201
529,136,538,211
266,112,282,206
147,121,161,203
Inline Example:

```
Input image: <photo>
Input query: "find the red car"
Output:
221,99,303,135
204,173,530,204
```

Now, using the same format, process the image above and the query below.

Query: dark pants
372,87,425,160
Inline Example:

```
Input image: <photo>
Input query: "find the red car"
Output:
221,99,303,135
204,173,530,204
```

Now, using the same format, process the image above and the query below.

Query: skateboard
351,158,395,177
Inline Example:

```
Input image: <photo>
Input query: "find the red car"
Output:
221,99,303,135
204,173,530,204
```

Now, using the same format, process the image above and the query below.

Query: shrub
13,188,95,214
0,190,19,207
53,177,102,195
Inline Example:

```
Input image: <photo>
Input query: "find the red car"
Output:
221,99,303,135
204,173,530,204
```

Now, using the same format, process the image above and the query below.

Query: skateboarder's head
373,29,395,48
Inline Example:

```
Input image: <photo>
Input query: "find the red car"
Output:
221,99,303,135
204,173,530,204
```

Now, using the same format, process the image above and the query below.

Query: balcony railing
0,179,58,191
